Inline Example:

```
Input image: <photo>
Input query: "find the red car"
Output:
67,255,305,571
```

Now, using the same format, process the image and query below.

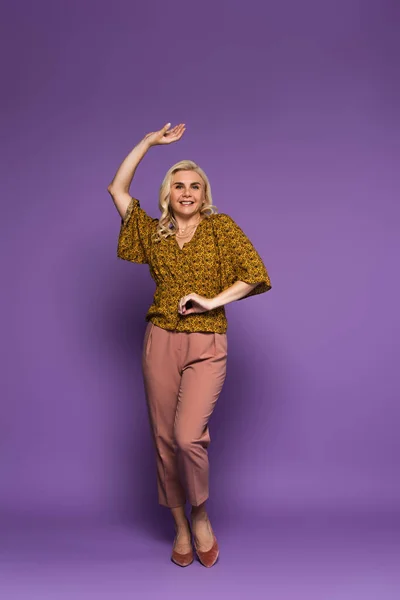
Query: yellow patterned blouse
117,197,272,333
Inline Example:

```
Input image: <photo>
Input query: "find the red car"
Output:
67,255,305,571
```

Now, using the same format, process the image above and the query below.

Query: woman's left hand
178,293,215,315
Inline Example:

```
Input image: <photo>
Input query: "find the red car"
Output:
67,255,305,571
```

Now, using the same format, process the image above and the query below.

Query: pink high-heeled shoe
192,518,219,568
171,517,194,567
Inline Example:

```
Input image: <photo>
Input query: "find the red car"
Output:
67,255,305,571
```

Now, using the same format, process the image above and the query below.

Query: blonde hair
152,160,218,243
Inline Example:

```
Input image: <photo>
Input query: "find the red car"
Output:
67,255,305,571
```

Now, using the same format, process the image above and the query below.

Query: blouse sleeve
214,213,272,300
117,197,156,264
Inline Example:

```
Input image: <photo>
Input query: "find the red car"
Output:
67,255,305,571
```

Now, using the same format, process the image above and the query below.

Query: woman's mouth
180,201,194,205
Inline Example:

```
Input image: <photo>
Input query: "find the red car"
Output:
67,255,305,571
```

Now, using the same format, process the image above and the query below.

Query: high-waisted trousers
141,321,228,508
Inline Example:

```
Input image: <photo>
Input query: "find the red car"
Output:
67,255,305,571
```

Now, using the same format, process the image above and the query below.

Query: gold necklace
175,217,202,238
176,230,197,239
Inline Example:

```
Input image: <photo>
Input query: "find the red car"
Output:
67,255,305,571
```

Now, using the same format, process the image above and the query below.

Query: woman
107,123,272,568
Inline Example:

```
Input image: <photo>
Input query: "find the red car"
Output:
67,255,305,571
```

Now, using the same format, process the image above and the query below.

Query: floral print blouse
117,197,272,333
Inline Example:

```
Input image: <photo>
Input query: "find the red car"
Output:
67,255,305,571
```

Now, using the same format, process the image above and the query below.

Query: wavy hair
151,160,218,243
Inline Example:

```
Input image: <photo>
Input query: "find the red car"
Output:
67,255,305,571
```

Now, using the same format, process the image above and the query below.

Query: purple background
1,0,399,597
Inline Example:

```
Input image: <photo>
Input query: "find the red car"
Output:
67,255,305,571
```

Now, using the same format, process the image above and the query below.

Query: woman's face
169,170,205,219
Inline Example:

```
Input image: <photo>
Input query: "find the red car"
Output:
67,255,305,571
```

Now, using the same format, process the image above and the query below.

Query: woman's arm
178,281,259,316
107,122,185,220
210,281,259,310
107,139,151,220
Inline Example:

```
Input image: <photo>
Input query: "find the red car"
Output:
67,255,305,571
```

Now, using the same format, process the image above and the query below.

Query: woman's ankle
170,505,189,530
190,501,208,521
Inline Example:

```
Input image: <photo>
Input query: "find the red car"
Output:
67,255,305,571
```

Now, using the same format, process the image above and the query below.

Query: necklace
175,229,197,239
175,217,202,238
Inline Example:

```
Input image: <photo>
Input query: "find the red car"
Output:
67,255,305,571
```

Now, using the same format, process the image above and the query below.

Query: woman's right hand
143,123,186,147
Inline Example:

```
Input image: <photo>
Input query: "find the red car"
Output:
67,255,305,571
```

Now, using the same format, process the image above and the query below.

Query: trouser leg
141,322,186,507
174,330,228,506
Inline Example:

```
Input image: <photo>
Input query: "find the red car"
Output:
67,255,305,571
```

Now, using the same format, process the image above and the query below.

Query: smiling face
169,170,206,220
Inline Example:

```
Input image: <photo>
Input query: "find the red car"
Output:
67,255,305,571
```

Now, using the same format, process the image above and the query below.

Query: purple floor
0,508,399,599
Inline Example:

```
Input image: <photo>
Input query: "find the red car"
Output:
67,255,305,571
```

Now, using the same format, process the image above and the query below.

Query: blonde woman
108,123,272,568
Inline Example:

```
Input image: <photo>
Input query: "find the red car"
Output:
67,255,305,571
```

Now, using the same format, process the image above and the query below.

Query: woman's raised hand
143,123,186,147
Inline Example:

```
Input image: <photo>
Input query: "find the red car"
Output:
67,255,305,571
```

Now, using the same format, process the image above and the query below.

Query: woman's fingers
168,123,184,133
166,124,182,137
163,124,186,143
147,123,185,145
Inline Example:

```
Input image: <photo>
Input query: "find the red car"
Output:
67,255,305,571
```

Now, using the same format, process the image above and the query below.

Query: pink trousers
141,321,228,507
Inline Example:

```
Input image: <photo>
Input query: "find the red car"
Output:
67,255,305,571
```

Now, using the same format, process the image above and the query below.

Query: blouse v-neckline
173,216,209,251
